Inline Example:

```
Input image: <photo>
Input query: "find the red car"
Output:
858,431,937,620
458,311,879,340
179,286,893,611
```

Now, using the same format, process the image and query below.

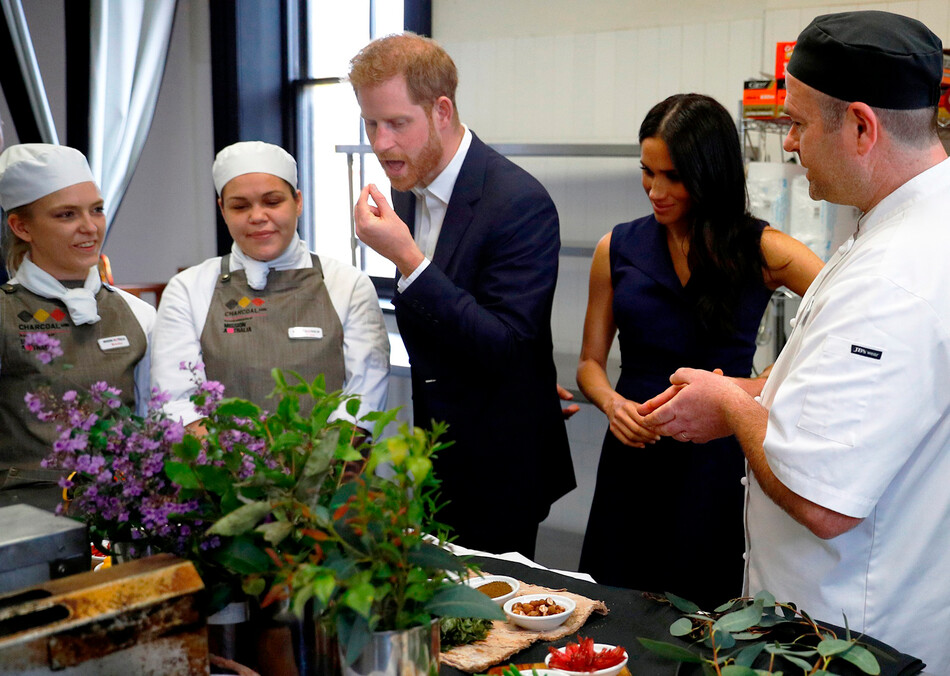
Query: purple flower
200,536,222,551
24,392,44,414
23,332,64,363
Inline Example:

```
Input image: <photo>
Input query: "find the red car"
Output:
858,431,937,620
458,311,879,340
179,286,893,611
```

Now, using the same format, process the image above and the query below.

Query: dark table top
440,557,925,676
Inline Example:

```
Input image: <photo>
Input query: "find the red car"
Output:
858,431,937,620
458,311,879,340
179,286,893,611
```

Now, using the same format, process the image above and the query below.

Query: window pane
298,82,362,263
297,0,405,280
374,1,404,40
305,1,370,78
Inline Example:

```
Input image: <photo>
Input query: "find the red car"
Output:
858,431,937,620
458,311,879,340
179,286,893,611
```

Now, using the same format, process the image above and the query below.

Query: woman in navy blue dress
577,94,822,606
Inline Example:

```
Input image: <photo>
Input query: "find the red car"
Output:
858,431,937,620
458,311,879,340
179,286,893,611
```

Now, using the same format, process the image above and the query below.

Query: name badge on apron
288,326,323,340
98,335,130,351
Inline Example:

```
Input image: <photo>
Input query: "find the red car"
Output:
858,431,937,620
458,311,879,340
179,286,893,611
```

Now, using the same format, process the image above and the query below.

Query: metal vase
339,621,440,676
109,541,156,564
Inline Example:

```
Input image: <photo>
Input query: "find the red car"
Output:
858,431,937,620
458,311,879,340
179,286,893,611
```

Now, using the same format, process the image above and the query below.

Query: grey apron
199,254,345,410
0,283,146,470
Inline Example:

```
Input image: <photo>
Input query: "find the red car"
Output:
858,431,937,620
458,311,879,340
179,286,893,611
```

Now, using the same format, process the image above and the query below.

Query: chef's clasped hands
637,367,748,445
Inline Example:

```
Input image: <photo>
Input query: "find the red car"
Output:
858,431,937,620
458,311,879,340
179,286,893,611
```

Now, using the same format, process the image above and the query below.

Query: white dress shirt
397,125,473,293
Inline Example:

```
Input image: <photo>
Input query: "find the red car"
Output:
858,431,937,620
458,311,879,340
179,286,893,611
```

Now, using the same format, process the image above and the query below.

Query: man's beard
386,119,444,192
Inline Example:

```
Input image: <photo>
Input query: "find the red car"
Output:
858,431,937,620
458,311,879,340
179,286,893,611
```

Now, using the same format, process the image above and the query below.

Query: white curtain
87,0,177,238
0,0,58,144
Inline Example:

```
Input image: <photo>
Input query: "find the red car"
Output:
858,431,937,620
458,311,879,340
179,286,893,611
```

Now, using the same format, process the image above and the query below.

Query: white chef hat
0,144,97,211
212,141,298,196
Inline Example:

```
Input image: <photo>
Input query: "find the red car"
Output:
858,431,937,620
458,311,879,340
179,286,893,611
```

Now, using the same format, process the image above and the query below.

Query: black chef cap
787,11,943,110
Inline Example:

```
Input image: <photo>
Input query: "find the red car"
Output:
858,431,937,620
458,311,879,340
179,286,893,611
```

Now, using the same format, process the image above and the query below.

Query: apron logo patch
851,344,882,360
18,308,67,323
225,297,265,310
224,320,251,334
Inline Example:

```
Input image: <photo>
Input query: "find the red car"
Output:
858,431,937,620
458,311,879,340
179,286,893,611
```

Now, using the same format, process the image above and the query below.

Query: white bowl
503,593,576,632
518,670,571,676
544,643,628,676
464,574,520,605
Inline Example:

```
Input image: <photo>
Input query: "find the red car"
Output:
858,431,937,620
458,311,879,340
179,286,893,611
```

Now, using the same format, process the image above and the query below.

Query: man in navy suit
349,33,574,558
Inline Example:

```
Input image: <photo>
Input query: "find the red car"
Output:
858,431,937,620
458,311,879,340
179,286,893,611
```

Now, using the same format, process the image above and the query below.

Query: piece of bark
440,580,609,673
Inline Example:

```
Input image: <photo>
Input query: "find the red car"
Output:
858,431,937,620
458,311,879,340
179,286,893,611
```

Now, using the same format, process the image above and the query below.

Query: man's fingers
637,385,678,417
366,184,394,214
669,367,697,386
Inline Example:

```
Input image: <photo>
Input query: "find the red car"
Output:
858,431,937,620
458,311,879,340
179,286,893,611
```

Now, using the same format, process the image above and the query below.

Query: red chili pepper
547,636,626,671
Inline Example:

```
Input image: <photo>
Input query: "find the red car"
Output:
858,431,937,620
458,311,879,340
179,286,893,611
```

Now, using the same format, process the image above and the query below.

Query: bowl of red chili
544,636,628,676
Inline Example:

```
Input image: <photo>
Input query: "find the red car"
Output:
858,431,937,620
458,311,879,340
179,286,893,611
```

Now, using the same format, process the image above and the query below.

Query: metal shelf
336,143,642,265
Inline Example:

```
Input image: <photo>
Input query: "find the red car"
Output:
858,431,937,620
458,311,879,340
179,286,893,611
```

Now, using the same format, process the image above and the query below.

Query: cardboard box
775,41,795,81
743,79,780,119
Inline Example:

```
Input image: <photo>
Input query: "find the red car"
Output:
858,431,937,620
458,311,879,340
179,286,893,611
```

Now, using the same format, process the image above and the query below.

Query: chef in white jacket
151,141,389,431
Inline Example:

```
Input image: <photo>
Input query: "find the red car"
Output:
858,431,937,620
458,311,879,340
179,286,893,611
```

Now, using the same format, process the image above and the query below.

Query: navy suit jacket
392,133,575,536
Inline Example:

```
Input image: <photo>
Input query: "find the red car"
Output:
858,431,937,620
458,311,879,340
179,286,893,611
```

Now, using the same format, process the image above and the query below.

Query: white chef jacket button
753,395,762,403
789,316,798,328
742,552,748,561
740,476,749,486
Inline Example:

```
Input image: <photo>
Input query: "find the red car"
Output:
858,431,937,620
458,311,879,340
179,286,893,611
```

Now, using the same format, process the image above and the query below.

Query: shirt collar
411,124,472,205
857,156,950,237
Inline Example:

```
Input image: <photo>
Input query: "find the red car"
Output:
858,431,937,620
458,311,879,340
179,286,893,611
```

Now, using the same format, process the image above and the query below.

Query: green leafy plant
269,418,505,665
163,367,370,611
638,590,882,675
165,367,503,664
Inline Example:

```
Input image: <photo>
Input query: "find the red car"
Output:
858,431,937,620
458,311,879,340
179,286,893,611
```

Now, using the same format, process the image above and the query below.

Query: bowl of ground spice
464,574,520,605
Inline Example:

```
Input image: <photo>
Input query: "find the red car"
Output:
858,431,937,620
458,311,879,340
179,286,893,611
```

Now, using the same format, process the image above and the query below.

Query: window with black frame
292,1,430,297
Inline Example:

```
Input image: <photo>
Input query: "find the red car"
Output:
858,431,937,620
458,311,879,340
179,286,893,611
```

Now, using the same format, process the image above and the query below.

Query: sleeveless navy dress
579,214,772,608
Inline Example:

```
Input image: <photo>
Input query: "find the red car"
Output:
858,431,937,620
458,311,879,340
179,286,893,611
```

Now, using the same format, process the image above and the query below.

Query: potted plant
197,385,506,674
30,335,503,675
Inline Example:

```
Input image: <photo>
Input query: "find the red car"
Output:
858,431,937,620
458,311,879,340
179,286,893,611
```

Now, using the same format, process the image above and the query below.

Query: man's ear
847,102,879,156
431,95,455,130
7,212,32,243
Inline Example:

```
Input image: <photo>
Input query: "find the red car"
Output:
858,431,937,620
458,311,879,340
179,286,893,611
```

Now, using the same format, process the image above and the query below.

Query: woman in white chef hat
0,144,155,488
151,141,389,432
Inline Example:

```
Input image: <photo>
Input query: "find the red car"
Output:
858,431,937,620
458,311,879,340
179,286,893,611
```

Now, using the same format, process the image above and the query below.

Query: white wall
430,0,950,545
0,0,216,285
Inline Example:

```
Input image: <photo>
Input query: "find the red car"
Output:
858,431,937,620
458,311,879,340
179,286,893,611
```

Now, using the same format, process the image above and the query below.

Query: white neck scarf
14,257,102,325
229,234,311,290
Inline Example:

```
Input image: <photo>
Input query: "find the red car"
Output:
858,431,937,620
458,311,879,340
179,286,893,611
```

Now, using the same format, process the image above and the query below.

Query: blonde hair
4,205,30,276
349,32,459,120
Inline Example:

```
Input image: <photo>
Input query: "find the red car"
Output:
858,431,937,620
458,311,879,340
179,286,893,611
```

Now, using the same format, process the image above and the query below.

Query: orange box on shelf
775,41,795,80
941,50,950,125
743,79,779,119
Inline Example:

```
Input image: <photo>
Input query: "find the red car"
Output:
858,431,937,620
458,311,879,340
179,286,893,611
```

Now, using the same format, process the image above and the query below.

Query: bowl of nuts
503,593,576,631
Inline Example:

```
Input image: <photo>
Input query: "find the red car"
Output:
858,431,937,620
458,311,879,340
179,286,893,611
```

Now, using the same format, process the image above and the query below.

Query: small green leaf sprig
638,590,882,675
